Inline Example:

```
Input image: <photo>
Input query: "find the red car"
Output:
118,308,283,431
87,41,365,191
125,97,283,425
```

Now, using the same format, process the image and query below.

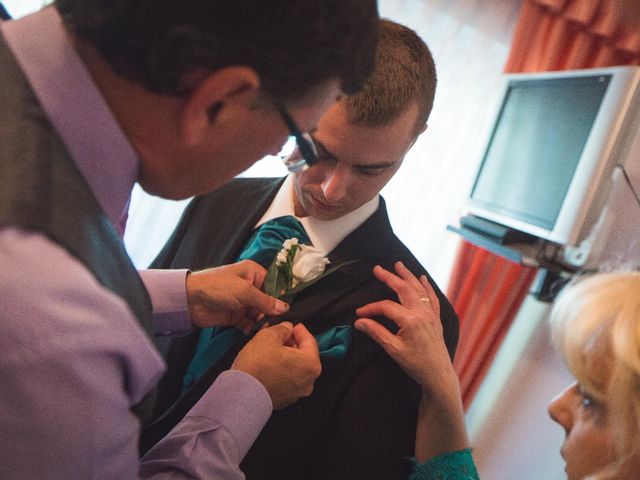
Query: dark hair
342,19,437,137
54,0,378,103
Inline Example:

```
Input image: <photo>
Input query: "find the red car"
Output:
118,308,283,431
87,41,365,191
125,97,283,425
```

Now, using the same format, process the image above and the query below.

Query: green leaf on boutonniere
264,261,281,298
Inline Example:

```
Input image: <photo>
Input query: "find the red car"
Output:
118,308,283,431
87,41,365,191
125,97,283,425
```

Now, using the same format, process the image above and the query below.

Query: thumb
291,324,320,356
263,321,294,344
355,318,399,355
242,285,290,316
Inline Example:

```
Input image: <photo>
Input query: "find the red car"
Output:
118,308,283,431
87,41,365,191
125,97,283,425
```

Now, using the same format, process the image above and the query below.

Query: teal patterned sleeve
408,449,480,480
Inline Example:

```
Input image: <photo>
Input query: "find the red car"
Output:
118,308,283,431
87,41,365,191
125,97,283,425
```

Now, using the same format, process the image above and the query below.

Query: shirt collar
1,6,138,229
255,175,379,254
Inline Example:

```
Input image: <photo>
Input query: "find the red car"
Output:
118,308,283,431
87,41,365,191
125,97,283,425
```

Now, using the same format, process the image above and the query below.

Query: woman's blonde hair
549,271,640,479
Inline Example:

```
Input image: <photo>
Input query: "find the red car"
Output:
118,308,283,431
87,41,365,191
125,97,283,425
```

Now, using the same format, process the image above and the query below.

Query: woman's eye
580,394,594,408
577,385,598,409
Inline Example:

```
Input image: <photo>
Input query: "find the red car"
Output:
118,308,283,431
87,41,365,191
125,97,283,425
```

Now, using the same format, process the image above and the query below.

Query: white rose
291,245,330,283
283,238,299,250
276,249,289,265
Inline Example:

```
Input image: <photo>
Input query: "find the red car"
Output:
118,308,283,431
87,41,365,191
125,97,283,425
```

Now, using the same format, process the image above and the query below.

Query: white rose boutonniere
264,237,355,304
290,244,330,286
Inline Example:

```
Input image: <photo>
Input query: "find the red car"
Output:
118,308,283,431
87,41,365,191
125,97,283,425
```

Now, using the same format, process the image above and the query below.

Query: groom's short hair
342,19,437,138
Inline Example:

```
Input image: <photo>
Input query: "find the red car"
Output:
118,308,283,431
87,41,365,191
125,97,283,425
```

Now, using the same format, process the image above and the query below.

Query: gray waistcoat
0,35,155,426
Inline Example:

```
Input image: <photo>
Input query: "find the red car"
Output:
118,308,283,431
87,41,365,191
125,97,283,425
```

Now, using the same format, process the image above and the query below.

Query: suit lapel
275,198,395,328
150,178,284,418
278,257,372,327
142,195,399,451
189,177,285,268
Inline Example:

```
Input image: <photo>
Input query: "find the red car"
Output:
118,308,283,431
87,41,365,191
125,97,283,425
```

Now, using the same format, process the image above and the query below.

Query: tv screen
470,75,610,230
466,66,640,247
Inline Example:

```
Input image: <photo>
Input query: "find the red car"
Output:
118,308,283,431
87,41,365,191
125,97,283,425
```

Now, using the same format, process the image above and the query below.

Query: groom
143,20,459,480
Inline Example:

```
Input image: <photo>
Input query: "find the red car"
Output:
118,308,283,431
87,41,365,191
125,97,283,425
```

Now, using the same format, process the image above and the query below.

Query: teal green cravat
314,325,352,359
182,215,353,391
183,216,310,390
235,216,311,268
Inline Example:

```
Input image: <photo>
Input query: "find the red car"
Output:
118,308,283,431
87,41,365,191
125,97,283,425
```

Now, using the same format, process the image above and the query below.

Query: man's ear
180,66,261,146
408,123,428,149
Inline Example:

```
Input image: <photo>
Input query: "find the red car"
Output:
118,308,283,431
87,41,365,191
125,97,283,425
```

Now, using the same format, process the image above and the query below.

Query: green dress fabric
409,449,480,480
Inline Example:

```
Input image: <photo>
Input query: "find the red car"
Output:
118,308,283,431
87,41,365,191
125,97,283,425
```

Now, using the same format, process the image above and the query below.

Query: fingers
235,321,321,410
394,261,425,293
372,264,405,291
234,259,267,288
291,324,321,381
373,263,424,306
291,323,320,356
241,285,290,317
356,299,409,328
372,262,440,313
354,318,401,356
262,321,294,344
419,275,440,317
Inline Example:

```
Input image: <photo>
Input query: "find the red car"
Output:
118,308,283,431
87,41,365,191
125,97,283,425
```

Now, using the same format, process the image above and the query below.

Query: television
465,66,640,250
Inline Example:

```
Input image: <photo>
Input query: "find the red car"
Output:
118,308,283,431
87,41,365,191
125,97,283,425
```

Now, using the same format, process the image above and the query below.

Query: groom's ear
179,66,261,147
408,123,428,149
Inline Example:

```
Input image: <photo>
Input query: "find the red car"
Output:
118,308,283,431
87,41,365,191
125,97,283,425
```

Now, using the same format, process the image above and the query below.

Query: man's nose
320,167,348,203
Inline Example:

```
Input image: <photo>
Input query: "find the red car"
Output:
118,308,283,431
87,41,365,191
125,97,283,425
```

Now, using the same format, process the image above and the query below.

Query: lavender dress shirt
0,7,271,479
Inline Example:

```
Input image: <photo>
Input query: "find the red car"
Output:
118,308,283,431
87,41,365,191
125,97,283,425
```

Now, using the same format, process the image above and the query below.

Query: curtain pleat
505,0,640,72
449,242,536,407
449,0,640,410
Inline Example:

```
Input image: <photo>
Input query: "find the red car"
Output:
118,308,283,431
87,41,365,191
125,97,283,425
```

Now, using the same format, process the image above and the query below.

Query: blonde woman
356,264,640,479
547,271,640,479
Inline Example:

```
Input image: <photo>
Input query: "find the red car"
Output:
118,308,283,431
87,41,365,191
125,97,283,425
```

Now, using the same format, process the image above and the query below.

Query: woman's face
548,330,619,479
548,381,617,480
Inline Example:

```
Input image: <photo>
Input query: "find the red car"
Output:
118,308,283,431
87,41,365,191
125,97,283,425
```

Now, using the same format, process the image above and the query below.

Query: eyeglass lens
274,102,318,172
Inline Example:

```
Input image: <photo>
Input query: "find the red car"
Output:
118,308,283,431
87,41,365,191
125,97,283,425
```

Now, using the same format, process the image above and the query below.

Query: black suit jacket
142,177,459,479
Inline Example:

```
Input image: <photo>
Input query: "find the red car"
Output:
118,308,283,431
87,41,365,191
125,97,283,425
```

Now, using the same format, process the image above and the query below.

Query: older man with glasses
0,0,379,478
141,19,459,480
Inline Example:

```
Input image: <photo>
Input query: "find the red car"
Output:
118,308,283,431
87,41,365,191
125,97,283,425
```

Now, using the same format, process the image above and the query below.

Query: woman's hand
354,261,456,397
355,262,469,462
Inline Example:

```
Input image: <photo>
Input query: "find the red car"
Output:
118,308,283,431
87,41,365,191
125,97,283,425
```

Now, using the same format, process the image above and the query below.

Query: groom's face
291,102,420,221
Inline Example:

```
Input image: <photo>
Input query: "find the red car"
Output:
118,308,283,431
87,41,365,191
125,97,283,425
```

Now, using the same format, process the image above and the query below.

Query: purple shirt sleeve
139,268,193,336
140,371,272,479
0,228,272,479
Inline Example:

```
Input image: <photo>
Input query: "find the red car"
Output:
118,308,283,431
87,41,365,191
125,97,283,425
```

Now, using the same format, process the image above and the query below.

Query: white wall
466,294,574,478
2,0,46,18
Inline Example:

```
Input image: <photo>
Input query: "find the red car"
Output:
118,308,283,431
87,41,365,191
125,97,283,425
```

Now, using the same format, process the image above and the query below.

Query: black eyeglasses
274,102,318,172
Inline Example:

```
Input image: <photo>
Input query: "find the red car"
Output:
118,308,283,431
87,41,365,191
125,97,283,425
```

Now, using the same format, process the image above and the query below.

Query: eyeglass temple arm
274,103,317,167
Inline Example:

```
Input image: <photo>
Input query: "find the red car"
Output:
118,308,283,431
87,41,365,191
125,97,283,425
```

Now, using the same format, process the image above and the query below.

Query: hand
186,260,289,332
354,262,457,399
355,262,469,461
232,322,322,409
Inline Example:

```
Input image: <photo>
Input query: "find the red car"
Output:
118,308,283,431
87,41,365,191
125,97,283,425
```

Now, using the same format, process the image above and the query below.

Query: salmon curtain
449,0,640,409
449,242,537,408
